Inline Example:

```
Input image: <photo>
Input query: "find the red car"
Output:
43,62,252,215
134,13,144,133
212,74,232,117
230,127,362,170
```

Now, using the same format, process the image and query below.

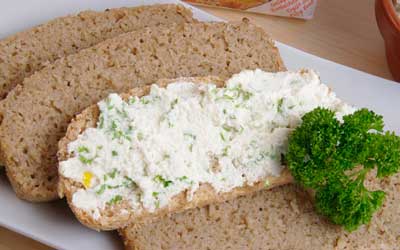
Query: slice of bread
120,173,399,250
0,4,194,100
57,76,293,231
0,20,285,202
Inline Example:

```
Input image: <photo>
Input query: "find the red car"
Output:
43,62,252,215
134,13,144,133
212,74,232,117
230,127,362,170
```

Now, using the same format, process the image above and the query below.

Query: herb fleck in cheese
59,69,355,218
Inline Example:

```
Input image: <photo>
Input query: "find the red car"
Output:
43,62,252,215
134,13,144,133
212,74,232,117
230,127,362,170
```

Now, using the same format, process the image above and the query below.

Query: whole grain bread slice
120,172,400,250
0,20,285,202
0,4,194,100
57,76,293,231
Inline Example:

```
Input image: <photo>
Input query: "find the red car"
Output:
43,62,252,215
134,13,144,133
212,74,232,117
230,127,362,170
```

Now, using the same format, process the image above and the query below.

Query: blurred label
183,0,318,20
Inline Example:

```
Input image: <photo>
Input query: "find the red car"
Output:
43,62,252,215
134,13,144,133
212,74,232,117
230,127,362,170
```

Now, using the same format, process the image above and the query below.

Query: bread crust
58,76,293,231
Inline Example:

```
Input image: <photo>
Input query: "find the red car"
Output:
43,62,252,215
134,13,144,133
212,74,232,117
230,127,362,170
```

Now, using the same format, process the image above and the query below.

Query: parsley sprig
287,107,400,231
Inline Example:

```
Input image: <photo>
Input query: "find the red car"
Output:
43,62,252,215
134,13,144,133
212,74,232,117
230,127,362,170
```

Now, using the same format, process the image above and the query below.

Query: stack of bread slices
0,3,398,250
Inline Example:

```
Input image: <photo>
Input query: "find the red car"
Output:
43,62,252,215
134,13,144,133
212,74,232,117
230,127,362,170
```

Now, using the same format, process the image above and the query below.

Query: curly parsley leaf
286,107,400,231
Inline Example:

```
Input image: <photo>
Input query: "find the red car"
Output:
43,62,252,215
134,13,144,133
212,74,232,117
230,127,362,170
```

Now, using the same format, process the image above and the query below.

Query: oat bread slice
0,20,285,202
120,172,399,250
57,76,293,231
0,4,194,100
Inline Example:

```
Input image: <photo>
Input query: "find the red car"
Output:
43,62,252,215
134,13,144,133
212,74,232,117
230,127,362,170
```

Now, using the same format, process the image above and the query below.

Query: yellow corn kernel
83,171,93,189
264,180,270,189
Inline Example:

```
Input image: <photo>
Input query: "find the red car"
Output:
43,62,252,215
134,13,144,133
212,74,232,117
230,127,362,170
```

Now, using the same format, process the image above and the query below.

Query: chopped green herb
210,87,218,95
177,176,194,185
140,97,150,105
220,132,226,142
96,184,106,195
264,180,270,188
96,183,123,195
218,85,253,102
123,176,137,188
170,98,179,109
98,115,105,129
113,130,123,139
116,108,128,118
108,169,119,179
154,175,173,187
79,155,94,164
105,97,115,110
112,150,118,156
97,145,103,150
107,195,122,205
222,124,242,133
177,176,188,181
277,98,284,113
242,90,253,101
137,132,144,141
253,151,271,165
78,146,90,153
184,133,196,152
221,94,234,101
108,120,132,141
128,96,136,104
111,120,117,130
184,132,197,140
222,146,230,157
160,114,174,128
222,124,232,132
152,191,161,208
127,125,134,133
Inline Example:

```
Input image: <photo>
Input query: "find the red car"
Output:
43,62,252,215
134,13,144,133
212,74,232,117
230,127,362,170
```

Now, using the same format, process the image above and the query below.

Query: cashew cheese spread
59,69,355,218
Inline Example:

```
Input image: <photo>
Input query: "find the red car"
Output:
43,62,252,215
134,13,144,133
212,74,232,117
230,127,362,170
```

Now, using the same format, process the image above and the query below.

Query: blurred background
192,0,396,81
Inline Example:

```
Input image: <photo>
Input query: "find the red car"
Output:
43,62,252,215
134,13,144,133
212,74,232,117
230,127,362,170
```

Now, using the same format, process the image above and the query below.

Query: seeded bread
0,20,285,202
0,4,194,100
57,76,293,230
120,172,399,250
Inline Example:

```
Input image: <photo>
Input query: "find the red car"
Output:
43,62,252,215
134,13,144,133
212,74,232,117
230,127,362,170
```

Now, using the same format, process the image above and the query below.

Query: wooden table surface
0,0,394,250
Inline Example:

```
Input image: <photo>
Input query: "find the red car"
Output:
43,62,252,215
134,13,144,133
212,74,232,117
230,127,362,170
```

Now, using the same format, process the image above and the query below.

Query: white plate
1,1,399,250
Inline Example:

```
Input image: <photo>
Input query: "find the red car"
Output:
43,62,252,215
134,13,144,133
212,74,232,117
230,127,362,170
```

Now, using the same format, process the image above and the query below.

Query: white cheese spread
59,69,355,218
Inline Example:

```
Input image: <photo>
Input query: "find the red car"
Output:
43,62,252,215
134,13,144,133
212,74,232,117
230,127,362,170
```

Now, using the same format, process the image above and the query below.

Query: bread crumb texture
121,172,399,250
0,4,194,100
